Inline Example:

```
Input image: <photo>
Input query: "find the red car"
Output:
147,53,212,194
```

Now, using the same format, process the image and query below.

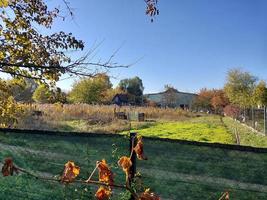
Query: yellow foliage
0,0,9,7
0,80,24,127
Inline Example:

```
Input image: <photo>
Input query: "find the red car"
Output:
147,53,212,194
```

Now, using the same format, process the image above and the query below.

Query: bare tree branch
0,48,131,81
62,0,75,20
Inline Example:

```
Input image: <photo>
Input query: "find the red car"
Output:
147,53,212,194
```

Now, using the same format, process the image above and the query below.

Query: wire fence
0,129,267,199
237,107,267,135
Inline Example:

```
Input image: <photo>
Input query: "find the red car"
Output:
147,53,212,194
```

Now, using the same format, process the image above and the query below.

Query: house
112,93,129,106
145,88,197,109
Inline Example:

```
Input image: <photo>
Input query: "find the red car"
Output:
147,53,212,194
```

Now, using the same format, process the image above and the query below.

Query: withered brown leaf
95,186,112,200
139,189,161,200
134,136,148,160
1,157,18,176
97,159,114,186
61,161,80,183
118,156,132,177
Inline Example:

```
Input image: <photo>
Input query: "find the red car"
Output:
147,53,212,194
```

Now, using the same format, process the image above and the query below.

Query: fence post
264,106,267,135
252,107,255,129
234,127,240,145
129,132,137,200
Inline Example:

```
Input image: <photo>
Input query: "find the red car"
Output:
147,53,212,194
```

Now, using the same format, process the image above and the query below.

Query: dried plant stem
13,165,139,199
218,191,229,200
86,162,99,182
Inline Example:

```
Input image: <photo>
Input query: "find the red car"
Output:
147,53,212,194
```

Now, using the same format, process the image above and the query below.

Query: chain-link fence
0,129,267,199
238,107,267,134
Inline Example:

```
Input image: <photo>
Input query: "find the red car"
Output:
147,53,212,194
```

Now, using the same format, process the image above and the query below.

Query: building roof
145,90,197,97
145,89,197,107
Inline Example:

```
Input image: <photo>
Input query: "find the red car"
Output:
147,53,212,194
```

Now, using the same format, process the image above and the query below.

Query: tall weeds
16,104,195,132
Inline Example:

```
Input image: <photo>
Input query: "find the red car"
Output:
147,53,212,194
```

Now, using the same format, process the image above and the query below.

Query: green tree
0,79,24,127
32,84,53,103
52,87,67,104
118,76,144,104
68,74,112,104
253,80,267,107
32,84,66,104
224,69,257,108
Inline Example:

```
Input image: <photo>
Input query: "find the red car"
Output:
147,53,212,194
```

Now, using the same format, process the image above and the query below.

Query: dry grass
16,103,195,132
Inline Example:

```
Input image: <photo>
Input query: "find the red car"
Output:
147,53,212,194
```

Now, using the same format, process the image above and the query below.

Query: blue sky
3,0,267,93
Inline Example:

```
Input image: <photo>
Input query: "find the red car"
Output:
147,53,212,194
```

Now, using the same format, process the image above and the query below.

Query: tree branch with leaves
0,0,160,83
0,0,131,84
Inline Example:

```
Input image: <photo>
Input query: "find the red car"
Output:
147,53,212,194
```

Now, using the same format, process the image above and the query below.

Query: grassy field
16,104,267,147
0,131,267,199
127,116,235,144
127,116,267,148
222,117,267,148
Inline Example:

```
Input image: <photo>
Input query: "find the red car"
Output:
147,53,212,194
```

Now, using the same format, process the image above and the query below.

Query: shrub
223,105,241,119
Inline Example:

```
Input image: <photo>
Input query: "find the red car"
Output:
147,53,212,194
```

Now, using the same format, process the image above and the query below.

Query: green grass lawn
128,115,267,148
128,116,235,144
0,131,267,199
43,115,267,148
222,117,267,148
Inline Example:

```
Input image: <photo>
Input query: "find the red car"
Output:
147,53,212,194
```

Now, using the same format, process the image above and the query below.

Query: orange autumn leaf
61,161,80,183
117,156,132,176
139,189,160,200
97,159,114,185
95,186,112,200
134,136,148,160
1,157,18,176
